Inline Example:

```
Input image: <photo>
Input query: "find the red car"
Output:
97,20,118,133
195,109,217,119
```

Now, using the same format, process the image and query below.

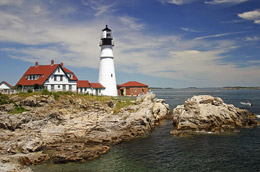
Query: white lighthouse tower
98,25,118,96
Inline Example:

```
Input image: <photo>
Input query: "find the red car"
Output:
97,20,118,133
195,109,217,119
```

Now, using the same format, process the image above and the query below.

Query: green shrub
113,100,133,114
42,89,51,95
52,92,60,100
0,92,10,105
9,105,28,114
27,89,33,93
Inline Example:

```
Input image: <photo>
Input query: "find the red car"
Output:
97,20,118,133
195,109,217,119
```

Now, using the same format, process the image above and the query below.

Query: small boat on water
240,101,252,106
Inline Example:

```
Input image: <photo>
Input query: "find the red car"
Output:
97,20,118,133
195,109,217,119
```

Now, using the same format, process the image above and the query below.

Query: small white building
0,81,14,94
77,80,105,96
16,60,78,92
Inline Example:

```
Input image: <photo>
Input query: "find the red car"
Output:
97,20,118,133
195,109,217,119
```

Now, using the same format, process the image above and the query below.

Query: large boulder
172,95,258,134
22,96,37,107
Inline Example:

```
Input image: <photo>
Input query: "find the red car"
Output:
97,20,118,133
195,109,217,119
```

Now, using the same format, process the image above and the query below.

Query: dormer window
26,75,40,80
58,67,60,72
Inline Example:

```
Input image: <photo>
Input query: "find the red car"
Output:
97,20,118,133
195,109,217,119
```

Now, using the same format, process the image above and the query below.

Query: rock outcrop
171,95,258,135
0,93,170,171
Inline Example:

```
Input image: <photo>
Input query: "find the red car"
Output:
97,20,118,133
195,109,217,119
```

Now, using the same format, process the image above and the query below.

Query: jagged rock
172,95,258,134
22,96,37,107
22,139,44,153
47,95,55,104
0,103,15,112
50,145,110,163
0,113,31,131
105,101,114,108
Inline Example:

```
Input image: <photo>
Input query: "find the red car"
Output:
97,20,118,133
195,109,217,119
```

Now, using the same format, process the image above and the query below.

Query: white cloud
194,31,245,40
159,0,196,5
220,19,245,24
205,0,249,5
118,16,145,30
238,9,260,24
245,36,260,41
181,27,202,32
0,0,24,6
81,0,117,16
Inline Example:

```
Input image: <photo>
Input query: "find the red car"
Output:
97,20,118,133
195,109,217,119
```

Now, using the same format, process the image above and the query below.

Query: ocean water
32,88,260,172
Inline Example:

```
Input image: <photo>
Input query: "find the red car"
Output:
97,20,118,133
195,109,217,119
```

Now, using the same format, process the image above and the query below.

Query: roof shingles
119,81,148,87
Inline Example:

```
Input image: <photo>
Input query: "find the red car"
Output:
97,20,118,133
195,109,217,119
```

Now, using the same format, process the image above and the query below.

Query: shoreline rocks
0,93,170,171
171,95,258,136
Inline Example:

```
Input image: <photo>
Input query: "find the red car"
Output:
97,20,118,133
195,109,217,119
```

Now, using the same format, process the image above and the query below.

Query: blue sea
33,88,260,172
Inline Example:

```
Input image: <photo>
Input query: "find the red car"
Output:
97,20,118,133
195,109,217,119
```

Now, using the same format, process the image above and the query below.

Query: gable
0,81,13,89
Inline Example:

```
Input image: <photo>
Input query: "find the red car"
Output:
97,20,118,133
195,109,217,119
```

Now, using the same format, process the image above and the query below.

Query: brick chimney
60,62,64,67
35,61,39,67
51,60,54,65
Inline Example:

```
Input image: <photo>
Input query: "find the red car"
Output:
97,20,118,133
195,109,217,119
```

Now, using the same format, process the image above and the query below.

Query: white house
77,80,105,96
0,81,14,94
16,60,78,92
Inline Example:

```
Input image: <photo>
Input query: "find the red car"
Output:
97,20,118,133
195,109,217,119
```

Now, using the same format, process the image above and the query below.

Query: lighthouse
98,25,118,96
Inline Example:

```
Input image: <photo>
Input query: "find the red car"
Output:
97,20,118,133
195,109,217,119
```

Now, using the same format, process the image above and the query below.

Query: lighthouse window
111,74,113,77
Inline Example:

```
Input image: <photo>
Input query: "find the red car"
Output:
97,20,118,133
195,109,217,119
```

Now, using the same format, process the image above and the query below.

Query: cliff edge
0,93,170,172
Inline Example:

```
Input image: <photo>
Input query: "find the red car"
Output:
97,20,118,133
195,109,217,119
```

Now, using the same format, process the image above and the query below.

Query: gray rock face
0,93,170,171
0,104,14,112
172,95,258,134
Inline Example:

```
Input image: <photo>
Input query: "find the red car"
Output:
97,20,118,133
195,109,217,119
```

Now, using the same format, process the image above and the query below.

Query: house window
111,74,113,77
54,75,57,81
51,85,54,90
58,67,60,72
135,87,137,92
99,89,101,93
63,85,66,90
58,85,60,88
69,85,72,91
60,75,63,81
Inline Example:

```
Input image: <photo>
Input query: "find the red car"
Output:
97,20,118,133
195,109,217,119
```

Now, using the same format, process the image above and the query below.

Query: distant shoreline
223,87,260,90
150,87,260,90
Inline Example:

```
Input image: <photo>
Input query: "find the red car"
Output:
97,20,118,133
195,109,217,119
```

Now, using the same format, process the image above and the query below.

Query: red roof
63,67,78,81
90,83,105,89
77,80,90,88
0,81,13,89
119,81,148,87
16,64,78,86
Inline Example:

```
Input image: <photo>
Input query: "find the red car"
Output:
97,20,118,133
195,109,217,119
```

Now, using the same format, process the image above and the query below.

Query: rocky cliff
0,93,170,172
171,95,258,136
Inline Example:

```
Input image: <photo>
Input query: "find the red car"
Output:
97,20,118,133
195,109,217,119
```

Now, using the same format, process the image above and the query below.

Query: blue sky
0,0,259,88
